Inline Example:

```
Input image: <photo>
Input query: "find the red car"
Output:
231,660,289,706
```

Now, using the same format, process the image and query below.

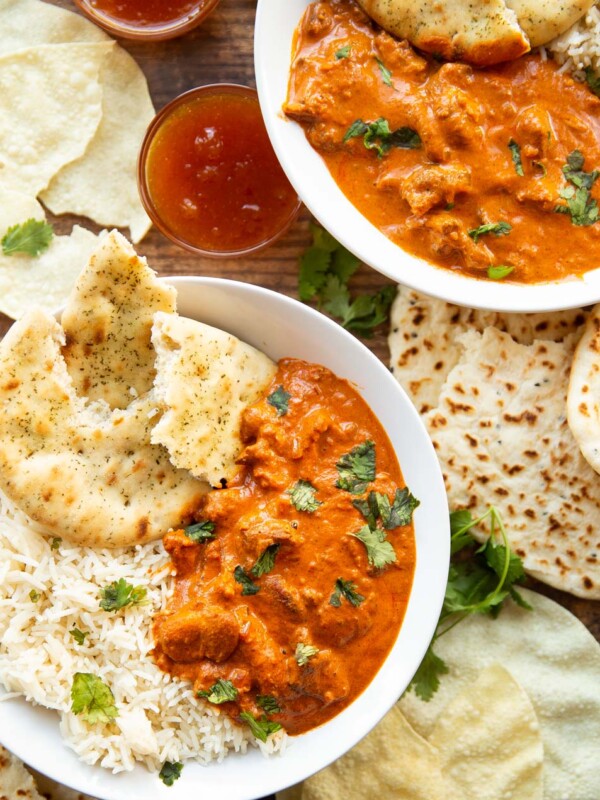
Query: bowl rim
253,0,600,313
0,276,449,800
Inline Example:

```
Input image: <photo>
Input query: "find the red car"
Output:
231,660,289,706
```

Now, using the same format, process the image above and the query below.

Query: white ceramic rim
254,0,600,313
0,277,449,800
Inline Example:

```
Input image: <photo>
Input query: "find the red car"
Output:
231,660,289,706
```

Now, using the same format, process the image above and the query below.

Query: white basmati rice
0,488,286,773
546,1,600,78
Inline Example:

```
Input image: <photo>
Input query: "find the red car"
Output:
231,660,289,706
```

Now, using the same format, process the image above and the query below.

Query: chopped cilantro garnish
344,117,421,158
29,589,40,602
295,642,319,666
355,488,420,529
267,385,291,416
335,440,376,494
184,520,215,542
532,160,547,177
335,44,351,59
250,544,280,577
198,679,238,704
99,578,148,613
555,150,600,226
50,537,62,551
70,628,88,646
256,694,281,714
1,218,54,257
159,761,183,787
240,711,282,742
376,58,392,86
288,479,321,512
407,507,530,702
508,139,524,177
351,525,397,569
70,673,118,724
487,265,515,280
585,66,600,97
234,565,260,595
468,221,512,244
329,578,365,607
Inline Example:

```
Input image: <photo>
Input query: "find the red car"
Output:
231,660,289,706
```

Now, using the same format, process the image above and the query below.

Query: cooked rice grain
546,1,600,77
0,489,285,772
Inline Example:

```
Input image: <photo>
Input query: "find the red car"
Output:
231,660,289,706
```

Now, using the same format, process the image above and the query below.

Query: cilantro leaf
50,537,62,551
267,386,291,416
344,117,421,158
330,244,360,283
482,535,525,586
256,694,281,714
408,644,449,702
322,280,396,338
352,491,381,529
585,66,600,97
234,565,260,595
184,520,215,542
468,221,512,244
299,245,331,301
385,487,420,528
376,58,392,86
554,150,600,226
508,139,524,177
351,525,397,569
70,628,88,646
288,479,322,512
295,642,319,666
1,218,54,257
198,679,238,704
449,509,476,554
335,44,351,59
487,265,515,280
71,673,118,725
240,711,282,742
159,761,183,787
329,578,365,607
29,589,40,602
336,440,376,494
250,544,280,577
99,579,148,613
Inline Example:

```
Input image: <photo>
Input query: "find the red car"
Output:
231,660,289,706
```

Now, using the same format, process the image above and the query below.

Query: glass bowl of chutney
138,84,302,257
73,0,221,41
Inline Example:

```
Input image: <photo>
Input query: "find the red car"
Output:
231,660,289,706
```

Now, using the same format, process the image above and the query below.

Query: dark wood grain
2,0,597,641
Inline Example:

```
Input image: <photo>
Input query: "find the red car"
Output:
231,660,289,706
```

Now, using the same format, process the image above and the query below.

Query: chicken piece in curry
285,0,600,283
153,359,417,735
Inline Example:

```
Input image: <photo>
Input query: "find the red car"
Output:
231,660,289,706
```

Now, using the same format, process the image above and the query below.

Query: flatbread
0,0,153,242
400,589,600,800
567,303,600,476
0,746,96,800
0,308,207,548
430,664,543,800
389,287,587,414
61,231,177,410
357,0,530,66
0,42,110,195
0,188,98,320
506,0,595,47
425,327,599,598
151,313,277,487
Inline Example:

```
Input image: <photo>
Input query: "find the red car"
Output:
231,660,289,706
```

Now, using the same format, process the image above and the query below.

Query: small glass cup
137,84,302,257
73,0,221,41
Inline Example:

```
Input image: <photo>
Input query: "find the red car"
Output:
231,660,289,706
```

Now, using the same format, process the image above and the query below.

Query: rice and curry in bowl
0,232,449,799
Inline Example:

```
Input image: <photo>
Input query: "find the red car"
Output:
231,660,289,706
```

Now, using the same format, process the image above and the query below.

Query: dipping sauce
153,359,417,735
139,86,301,256
74,0,219,40
285,0,600,284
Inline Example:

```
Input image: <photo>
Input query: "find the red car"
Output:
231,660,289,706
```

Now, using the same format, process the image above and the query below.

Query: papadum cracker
0,188,98,320
400,588,600,800
430,664,543,800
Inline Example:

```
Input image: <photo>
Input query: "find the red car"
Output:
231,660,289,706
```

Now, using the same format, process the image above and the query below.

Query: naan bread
567,304,600,475
400,589,600,800
389,287,587,414
357,0,592,65
0,308,207,548
425,327,599,598
0,746,96,800
151,313,277,487
62,231,176,410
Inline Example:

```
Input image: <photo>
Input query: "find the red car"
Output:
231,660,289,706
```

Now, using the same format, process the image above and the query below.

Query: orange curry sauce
286,0,600,283
153,359,416,735
88,0,205,27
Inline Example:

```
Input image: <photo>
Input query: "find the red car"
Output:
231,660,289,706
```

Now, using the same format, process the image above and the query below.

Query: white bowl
0,278,449,800
254,0,600,313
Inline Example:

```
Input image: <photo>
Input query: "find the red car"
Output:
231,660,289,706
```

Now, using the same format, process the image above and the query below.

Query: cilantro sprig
240,711,282,742
99,578,148,613
184,520,215,542
407,507,530,702
1,218,54,257
198,679,238,704
353,487,419,530
351,525,396,569
336,440,376,494
554,150,600,226
233,565,260,596
70,673,118,725
344,118,421,158
159,761,183,786
295,643,319,666
288,479,321,512
468,221,512,244
329,578,365,607
250,544,280,577
298,223,396,338
508,139,524,177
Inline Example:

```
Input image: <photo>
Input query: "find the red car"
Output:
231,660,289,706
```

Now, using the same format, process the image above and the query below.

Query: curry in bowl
285,0,600,284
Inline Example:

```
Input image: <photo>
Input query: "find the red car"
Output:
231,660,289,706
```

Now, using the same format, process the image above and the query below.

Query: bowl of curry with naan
255,0,600,312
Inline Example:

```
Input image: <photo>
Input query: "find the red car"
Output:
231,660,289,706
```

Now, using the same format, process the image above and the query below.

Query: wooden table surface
2,0,597,640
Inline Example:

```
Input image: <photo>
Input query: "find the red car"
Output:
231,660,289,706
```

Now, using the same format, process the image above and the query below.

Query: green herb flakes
29,589,40,602
50,537,62,551
267,385,291,416
376,58,393,86
288,479,322,512
329,578,365,607
250,544,280,578
585,66,600,97
240,711,282,742
198,679,238,704
257,694,281,714
487,265,515,280
184,520,216,542
1,218,53,257
335,44,351,59
335,440,376,494
295,643,319,666
508,139,524,177
159,761,183,787
344,117,421,158
468,221,512,244
70,628,88,646
99,578,148,613
554,150,600,226
234,565,260,595
70,672,118,725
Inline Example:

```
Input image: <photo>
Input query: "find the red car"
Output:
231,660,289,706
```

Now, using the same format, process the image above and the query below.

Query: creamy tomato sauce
286,0,600,283
153,359,416,735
